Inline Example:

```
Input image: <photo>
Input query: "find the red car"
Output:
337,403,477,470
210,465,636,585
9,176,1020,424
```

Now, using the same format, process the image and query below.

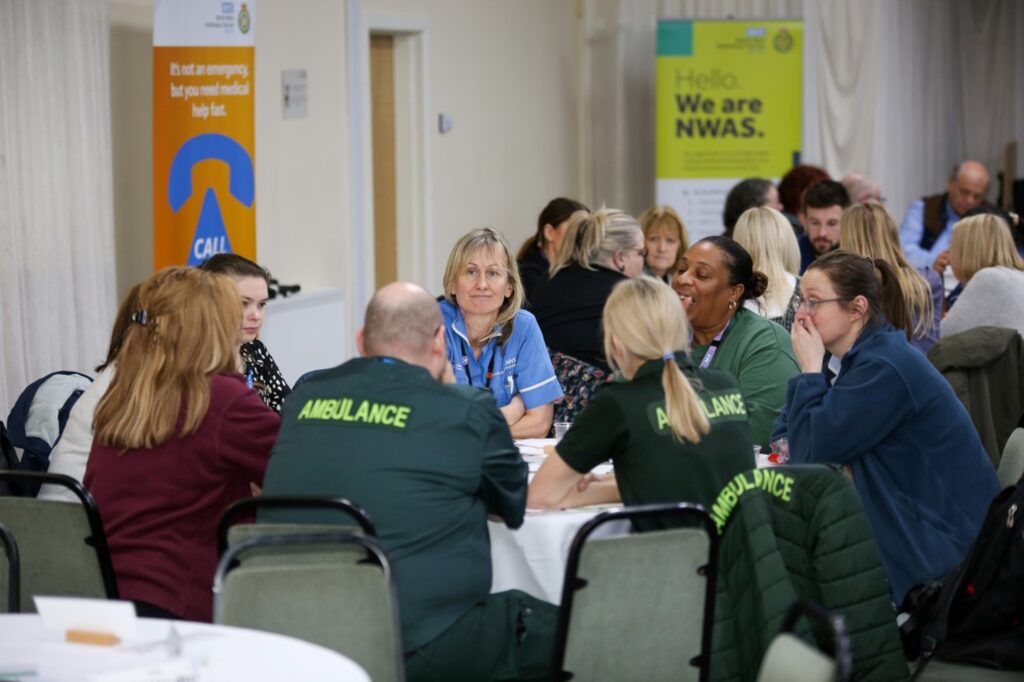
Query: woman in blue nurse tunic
440,228,563,438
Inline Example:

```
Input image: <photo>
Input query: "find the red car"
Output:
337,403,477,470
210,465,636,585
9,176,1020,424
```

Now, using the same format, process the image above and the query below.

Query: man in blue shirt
899,160,990,275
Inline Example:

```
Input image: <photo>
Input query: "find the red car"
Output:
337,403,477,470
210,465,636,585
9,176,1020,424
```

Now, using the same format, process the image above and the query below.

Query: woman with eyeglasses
441,228,563,438
531,207,647,372
772,250,998,607
672,236,799,449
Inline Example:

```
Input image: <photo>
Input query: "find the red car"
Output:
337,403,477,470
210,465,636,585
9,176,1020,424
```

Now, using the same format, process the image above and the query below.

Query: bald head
361,282,443,361
948,160,990,216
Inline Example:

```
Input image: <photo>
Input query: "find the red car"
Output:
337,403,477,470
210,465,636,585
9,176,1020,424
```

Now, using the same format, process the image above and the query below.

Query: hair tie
129,309,148,326
662,351,674,362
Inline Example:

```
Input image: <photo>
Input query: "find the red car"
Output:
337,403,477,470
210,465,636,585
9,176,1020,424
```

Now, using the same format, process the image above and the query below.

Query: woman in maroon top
85,266,280,621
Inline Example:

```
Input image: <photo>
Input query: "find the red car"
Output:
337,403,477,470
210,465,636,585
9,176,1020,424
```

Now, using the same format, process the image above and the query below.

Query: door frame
346,3,434,309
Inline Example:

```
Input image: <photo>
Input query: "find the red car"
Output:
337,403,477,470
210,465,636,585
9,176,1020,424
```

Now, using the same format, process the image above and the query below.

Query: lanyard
460,338,497,391
698,319,732,369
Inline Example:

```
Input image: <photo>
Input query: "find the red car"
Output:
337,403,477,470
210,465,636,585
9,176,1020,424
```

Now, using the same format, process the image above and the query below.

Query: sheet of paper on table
35,596,139,641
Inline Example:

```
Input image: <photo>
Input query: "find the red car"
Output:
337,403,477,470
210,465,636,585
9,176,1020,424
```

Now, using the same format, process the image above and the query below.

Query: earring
728,300,737,310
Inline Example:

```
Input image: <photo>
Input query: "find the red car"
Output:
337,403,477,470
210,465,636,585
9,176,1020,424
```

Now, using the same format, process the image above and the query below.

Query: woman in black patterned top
200,254,291,412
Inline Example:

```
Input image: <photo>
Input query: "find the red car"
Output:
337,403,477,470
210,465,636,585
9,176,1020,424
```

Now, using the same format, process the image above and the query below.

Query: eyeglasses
795,295,850,313
628,247,648,259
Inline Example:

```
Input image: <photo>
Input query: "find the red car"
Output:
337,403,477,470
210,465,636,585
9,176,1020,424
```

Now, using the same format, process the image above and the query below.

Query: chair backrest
0,472,118,611
0,523,21,612
552,503,719,682
214,531,404,682
757,600,851,682
548,351,613,429
217,495,376,557
998,427,1024,488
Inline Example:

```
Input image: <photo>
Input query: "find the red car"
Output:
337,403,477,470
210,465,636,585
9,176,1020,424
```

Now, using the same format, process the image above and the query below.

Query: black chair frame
551,502,720,682
779,599,852,682
217,495,376,557
212,530,405,676
0,522,20,612
0,471,119,600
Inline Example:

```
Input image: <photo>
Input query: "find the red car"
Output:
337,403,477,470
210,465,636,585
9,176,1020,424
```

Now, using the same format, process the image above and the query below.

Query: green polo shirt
261,357,527,653
557,353,754,529
690,308,798,450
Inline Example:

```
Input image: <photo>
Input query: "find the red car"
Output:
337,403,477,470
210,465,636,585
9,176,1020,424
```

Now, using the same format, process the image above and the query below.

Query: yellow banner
656,20,802,180
153,0,256,269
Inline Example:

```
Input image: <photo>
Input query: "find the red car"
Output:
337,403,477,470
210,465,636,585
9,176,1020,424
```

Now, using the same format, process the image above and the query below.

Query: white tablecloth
0,614,370,682
489,507,627,604
489,439,626,604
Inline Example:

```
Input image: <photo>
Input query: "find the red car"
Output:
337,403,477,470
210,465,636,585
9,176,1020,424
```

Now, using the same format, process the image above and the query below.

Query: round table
490,440,626,604
0,614,370,681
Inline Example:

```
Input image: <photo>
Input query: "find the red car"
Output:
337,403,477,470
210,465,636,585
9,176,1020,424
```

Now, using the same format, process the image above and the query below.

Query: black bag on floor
901,479,1024,674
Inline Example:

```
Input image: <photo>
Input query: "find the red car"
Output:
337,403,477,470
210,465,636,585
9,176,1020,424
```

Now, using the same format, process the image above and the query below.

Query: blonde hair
550,207,642,276
639,205,688,245
442,228,524,346
94,267,242,449
949,214,1024,283
602,277,710,443
732,206,799,314
840,203,935,339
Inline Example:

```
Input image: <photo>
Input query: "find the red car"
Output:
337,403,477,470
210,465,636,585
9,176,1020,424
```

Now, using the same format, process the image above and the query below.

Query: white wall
108,0,580,359
362,0,580,292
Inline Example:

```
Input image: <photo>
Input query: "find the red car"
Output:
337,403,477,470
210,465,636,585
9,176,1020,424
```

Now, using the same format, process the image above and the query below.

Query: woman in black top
199,253,291,412
530,207,646,371
516,197,588,307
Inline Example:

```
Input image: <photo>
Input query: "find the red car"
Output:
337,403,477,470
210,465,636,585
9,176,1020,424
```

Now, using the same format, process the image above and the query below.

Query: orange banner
153,2,255,269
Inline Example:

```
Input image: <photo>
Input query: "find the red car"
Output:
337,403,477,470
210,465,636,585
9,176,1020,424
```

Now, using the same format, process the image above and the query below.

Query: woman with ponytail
528,277,754,525
530,207,646,371
772,250,998,606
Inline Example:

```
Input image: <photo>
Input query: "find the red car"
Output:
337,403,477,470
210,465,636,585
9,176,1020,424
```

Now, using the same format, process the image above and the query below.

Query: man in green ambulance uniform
262,282,556,682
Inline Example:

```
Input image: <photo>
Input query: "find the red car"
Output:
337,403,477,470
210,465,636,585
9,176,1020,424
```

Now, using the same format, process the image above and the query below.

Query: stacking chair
0,523,21,612
551,503,719,682
998,427,1024,488
0,471,118,610
757,600,851,682
213,531,404,682
217,495,376,557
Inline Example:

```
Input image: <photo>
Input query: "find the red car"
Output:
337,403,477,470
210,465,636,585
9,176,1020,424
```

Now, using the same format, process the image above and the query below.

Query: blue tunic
773,322,999,604
439,300,563,410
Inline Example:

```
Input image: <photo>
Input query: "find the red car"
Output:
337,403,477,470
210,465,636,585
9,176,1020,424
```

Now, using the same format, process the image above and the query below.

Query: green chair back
998,427,1024,488
756,600,849,682
213,531,404,682
553,503,719,682
217,495,375,557
0,472,118,612
0,523,20,612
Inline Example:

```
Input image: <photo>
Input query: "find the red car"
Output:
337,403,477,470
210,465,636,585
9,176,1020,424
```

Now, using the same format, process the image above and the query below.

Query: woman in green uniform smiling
673,236,799,449
527,276,755,517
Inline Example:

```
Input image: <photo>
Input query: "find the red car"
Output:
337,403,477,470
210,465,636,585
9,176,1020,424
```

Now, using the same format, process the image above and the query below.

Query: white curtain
0,0,116,416
580,0,1024,221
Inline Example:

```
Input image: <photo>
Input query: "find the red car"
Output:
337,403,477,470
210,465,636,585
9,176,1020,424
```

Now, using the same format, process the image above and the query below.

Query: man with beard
798,180,851,273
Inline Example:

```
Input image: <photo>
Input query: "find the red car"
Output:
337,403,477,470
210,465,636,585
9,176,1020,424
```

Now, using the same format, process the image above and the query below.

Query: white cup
553,422,572,441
